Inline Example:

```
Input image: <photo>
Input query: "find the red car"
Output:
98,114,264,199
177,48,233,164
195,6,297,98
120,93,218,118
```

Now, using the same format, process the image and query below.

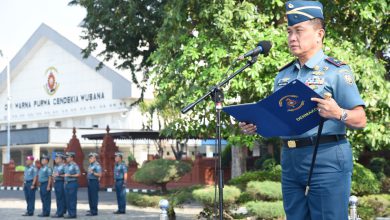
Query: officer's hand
64,174,70,177
311,97,342,120
46,186,51,191
239,122,257,135
30,185,35,189
53,172,58,177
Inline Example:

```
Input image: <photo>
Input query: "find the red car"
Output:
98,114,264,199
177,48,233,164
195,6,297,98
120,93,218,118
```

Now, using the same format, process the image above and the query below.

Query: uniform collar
294,49,325,70
304,49,325,69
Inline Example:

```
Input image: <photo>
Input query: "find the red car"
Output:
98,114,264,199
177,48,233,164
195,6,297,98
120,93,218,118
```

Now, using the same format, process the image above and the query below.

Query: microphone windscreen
258,41,272,56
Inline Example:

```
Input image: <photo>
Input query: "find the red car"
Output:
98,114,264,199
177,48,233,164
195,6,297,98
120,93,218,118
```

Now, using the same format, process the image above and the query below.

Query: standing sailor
64,152,80,219
86,152,102,216
52,152,67,218
22,155,38,216
113,152,127,214
37,154,53,217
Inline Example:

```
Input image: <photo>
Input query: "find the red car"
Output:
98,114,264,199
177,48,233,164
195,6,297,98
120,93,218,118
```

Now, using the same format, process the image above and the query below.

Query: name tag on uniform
277,78,290,86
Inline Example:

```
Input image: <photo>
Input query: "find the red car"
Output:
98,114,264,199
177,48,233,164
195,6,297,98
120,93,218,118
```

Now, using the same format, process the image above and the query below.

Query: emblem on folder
279,95,304,112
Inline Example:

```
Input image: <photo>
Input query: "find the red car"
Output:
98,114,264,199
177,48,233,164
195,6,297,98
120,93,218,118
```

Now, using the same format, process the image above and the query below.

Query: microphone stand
181,55,258,220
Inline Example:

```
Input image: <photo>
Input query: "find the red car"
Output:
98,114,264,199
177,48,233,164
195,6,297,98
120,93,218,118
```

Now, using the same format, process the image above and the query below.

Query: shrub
245,201,285,219
253,155,272,170
127,153,136,164
15,165,25,172
0,173,3,184
127,192,162,207
352,163,381,196
246,181,282,201
133,159,192,193
228,168,281,188
358,194,390,220
236,192,252,204
381,177,390,194
368,157,386,180
127,186,199,208
192,185,241,209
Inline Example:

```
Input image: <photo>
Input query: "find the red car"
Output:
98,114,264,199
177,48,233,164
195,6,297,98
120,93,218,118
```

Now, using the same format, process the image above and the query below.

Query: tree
133,159,192,193
71,0,390,177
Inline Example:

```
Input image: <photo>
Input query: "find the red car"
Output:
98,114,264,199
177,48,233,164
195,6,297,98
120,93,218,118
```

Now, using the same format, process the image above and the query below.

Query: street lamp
0,50,11,164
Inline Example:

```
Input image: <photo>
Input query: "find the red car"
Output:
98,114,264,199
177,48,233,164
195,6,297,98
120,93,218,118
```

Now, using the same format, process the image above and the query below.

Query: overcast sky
0,0,86,69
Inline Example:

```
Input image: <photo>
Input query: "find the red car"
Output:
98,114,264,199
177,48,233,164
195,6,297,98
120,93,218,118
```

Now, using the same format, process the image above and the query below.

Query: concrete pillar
2,148,6,164
20,149,26,166
33,145,40,161
47,148,53,167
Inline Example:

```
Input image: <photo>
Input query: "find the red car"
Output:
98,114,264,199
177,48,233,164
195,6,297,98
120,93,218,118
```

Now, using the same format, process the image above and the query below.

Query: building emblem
44,67,59,95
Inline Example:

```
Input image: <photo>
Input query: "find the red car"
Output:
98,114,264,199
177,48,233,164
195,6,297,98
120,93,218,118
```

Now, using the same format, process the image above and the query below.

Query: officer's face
89,156,96,163
115,155,121,162
287,20,323,57
41,158,48,165
66,156,72,163
25,159,32,166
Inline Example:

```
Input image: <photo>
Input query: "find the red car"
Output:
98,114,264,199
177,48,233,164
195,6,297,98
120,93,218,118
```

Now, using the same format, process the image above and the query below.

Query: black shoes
22,213,33,216
38,214,49,217
63,215,76,219
51,214,63,218
113,211,126,214
85,213,97,216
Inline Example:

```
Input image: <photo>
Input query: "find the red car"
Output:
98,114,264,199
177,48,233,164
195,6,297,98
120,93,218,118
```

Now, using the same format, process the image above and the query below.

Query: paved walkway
0,189,201,219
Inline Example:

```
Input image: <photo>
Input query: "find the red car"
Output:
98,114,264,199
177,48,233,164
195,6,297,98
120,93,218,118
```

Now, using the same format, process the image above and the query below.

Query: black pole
305,117,325,196
181,56,258,219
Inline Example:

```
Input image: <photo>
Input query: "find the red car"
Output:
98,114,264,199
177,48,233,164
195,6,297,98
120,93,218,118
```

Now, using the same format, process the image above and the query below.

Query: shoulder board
325,57,346,67
278,60,295,72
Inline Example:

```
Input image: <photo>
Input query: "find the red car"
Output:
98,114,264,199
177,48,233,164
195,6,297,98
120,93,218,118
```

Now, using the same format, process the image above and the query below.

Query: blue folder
223,80,326,137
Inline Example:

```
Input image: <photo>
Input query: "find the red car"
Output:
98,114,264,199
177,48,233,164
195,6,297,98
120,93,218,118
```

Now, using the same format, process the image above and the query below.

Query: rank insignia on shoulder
325,57,346,67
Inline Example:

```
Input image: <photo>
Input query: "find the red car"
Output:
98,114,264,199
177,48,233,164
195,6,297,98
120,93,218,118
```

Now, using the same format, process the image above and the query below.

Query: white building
0,24,225,171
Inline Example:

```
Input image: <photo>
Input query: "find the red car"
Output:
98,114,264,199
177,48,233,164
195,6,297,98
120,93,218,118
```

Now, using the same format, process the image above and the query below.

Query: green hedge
358,194,390,220
228,167,281,188
15,165,25,172
246,181,282,201
352,163,381,196
245,201,285,219
127,192,162,207
192,185,241,209
127,186,200,207
0,173,3,184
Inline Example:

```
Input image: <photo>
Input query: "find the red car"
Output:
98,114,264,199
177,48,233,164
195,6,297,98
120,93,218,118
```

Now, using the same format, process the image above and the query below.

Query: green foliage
133,159,192,193
246,181,282,201
236,191,252,204
73,0,390,154
358,194,390,220
253,155,272,170
127,186,199,208
15,166,25,172
245,201,285,219
127,153,136,164
381,177,390,194
192,185,241,209
127,192,162,207
228,168,281,189
0,173,3,183
368,157,387,180
352,162,381,196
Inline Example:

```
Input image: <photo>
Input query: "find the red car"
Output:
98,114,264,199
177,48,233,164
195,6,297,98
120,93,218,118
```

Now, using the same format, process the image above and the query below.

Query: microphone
238,41,272,60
